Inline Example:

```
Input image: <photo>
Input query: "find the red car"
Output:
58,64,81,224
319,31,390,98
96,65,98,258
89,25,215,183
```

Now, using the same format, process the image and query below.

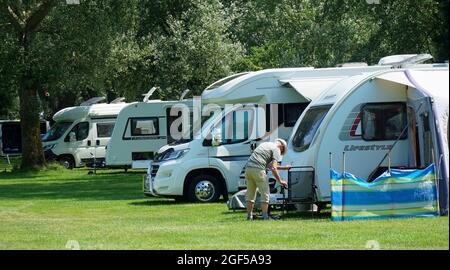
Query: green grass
0,167,448,250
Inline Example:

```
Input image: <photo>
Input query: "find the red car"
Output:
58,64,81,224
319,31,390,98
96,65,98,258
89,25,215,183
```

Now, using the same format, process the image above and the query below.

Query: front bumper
143,160,184,197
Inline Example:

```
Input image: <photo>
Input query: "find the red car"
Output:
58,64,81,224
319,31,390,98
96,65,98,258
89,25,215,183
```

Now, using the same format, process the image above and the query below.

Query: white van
42,102,128,168
280,64,449,214
1,120,49,156
105,99,193,169
144,63,401,202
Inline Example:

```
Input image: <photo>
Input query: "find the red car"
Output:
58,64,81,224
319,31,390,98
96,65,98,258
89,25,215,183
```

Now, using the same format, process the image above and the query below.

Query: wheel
59,156,74,169
187,174,222,203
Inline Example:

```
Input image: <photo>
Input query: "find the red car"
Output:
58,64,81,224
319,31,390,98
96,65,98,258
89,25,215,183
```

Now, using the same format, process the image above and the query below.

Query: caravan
105,98,193,169
145,61,404,202
280,64,449,215
1,120,49,156
42,100,128,168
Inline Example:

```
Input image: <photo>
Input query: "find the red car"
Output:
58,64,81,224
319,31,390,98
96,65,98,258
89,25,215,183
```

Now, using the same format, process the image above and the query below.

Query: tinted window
97,122,115,138
292,106,331,152
362,103,407,141
65,122,89,142
131,117,159,136
43,122,72,142
284,103,309,127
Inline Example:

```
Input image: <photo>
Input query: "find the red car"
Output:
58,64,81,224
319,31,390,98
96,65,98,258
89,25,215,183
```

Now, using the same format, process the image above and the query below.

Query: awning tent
374,69,449,215
280,77,346,101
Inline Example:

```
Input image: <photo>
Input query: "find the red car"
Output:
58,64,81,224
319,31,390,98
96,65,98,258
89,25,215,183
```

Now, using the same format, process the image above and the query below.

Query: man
245,139,290,220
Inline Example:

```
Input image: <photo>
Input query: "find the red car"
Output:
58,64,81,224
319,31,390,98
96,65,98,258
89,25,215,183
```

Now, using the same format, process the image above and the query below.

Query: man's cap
276,138,287,154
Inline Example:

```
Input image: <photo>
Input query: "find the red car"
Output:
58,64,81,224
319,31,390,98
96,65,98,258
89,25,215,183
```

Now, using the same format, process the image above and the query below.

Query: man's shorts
245,167,270,204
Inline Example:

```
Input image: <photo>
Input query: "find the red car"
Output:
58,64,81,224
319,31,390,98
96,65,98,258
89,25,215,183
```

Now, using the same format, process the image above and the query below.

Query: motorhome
280,65,448,215
144,60,407,202
42,100,128,168
105,98,193,169
1,120,49,156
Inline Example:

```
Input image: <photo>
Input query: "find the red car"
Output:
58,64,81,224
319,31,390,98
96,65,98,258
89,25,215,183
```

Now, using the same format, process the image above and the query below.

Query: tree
1,0,58,169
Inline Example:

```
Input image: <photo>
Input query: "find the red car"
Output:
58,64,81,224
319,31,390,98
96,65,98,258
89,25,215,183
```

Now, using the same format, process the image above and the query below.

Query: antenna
143,87,158,102
110,97,126,104
180,89,190,100
80,97,106,106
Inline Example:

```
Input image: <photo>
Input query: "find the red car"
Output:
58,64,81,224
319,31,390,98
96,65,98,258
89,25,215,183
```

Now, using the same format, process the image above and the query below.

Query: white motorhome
105,99,193,169
144,62,404,202
1,120,49,156
42,101,128,168
281,64,449,215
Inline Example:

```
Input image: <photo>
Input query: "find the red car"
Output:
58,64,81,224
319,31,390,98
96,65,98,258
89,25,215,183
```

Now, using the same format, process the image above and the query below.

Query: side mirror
69,132,76,142
212,133,222,146
210,128,222,147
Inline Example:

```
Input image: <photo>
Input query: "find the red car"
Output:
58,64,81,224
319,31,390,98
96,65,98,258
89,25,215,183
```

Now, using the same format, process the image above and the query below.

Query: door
408,97,439,168
208,107,256,189
94,120,116,160
64,121,94,165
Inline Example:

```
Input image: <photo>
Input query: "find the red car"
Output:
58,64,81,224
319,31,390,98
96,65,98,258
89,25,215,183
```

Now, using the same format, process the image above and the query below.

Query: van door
93,120,116,162
64,121,94,166
208,107,256,192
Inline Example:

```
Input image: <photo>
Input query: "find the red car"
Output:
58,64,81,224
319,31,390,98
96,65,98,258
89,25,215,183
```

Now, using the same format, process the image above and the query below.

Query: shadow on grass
0,172,143,201
221,209,331,221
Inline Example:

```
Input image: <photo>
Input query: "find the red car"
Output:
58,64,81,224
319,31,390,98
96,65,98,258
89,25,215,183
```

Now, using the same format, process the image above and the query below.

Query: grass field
0,162,448,250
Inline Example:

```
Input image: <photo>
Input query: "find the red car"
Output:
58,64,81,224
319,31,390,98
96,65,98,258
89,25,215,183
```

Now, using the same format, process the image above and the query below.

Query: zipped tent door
408,89,447,215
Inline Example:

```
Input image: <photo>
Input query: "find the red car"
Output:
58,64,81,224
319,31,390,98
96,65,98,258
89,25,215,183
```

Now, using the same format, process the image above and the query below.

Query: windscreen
42,122,73,142
292,105,331,152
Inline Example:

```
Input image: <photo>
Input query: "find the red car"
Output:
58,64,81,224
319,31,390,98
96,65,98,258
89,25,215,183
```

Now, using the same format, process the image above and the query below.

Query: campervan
105,99,193,169
144,61,407,202
280,65,449,215
42,101,128,168
1,120,49,156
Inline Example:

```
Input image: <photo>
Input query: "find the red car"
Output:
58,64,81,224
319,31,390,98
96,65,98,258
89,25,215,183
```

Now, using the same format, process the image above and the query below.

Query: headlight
43,144,55,151
162,149,189,161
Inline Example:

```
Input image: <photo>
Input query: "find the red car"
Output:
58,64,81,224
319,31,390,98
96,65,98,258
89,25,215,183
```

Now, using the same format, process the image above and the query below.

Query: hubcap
194,180,216,202
60,160,70,169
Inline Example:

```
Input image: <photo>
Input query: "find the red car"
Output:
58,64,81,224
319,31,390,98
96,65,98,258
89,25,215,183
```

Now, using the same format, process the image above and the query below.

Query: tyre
59,156,74,169
187,174,222,203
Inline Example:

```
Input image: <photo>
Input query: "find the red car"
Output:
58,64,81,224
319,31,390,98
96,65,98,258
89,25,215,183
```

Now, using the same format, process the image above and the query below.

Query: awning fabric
375,71,415,88
280,77,345,101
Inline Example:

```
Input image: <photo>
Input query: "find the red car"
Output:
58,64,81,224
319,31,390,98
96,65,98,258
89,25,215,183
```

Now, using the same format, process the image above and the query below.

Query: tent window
361,103,407,141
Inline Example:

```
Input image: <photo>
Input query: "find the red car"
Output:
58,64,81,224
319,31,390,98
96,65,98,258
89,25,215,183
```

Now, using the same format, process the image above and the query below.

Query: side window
362,103,407,141
131,117,159,136
97,122,115,138
65,122,89,142
284,103,309,127
215,109,254,145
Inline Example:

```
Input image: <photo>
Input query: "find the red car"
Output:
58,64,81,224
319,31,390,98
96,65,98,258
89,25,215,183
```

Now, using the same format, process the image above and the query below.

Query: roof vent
110,97,126,104
80,97,106,106
378,54,433,67
336,62,368,68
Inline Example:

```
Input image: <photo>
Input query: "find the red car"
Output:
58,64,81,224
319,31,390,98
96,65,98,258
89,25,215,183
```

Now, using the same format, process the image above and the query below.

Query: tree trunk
19,34,45,170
